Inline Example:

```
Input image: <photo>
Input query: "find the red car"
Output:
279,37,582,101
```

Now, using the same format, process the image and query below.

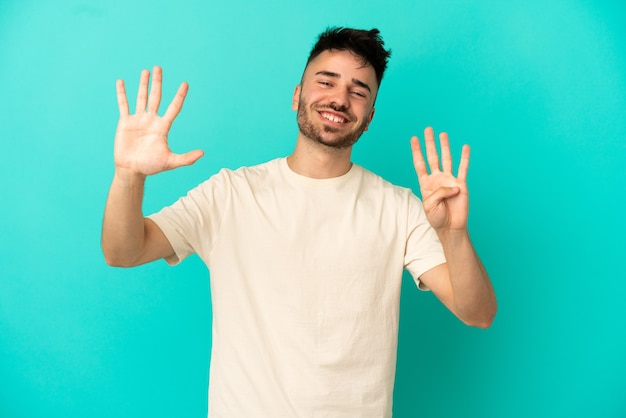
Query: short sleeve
403,193,447,291
147,169,232,266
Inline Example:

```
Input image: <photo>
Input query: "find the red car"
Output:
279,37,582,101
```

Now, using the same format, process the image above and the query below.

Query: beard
296,97,369,150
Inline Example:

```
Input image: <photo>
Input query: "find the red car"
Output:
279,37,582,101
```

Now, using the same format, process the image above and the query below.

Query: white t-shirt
149,158,446,417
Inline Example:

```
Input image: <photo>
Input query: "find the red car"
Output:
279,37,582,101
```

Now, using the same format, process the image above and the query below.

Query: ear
364,108,376,131
291,85,301,111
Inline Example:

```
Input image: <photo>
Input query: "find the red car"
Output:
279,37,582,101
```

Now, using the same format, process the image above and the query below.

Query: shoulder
353,164,417,201
197,158,281,189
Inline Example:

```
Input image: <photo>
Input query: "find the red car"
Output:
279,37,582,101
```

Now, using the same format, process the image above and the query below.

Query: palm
411,127,470,232
115,113,177,175
114,66,203,176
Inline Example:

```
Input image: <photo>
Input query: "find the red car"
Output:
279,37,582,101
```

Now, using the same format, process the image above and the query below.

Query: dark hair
306,27,391,86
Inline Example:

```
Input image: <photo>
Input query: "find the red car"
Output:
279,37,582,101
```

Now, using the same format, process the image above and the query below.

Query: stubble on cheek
296,99,367,150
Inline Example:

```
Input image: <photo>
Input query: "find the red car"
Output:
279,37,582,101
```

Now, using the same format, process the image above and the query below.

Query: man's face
292,50,378,150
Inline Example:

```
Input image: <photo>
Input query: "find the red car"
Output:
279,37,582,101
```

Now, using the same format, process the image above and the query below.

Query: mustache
316,103,353,120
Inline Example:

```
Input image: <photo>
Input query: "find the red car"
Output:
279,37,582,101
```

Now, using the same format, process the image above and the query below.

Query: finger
440,132,452,173
147,65,162,114
167,149,204,170
457,144,470,181
410,136,429,177
424,127,440,172
116,79,129,117
163,81,189,123
135,69,150,113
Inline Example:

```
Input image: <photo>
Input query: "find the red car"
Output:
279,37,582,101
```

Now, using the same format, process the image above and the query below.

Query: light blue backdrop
1,0,624,417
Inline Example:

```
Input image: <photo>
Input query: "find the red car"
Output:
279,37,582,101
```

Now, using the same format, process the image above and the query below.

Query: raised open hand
411,127,470,232
114,66,203,176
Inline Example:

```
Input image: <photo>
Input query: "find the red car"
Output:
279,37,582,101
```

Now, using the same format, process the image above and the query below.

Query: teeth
321,112,346,123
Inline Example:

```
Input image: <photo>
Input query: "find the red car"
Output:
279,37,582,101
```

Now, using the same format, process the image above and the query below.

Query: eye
351,90,367,98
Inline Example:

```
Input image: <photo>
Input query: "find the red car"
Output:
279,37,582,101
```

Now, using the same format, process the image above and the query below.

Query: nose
328,87,350,111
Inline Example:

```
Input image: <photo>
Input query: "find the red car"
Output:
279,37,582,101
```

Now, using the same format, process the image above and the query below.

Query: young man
102,28,496,417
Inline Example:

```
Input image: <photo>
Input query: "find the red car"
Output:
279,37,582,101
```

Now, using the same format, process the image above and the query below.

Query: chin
316,136,359,150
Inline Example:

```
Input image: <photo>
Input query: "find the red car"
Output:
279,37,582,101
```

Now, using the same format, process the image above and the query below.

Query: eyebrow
314,70,371,93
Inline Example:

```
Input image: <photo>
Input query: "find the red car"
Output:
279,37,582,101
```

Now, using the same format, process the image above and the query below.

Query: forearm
101,168,148,266
438,230,497,328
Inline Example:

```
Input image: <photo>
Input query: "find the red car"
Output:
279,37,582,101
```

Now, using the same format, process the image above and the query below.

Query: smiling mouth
319,111,349,124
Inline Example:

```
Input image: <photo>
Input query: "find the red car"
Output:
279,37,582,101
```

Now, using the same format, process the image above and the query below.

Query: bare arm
102,66,203,267
411,127,497,328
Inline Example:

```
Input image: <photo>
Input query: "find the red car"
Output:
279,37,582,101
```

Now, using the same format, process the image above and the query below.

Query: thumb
423,186,460,210
167,149,205,170
431,186,461,200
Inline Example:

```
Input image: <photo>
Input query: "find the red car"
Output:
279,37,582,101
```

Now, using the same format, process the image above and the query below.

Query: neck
287,134,353,179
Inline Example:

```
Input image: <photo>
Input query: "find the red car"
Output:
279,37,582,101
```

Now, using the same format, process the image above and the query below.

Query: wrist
113,166,147,187
436,228,470,246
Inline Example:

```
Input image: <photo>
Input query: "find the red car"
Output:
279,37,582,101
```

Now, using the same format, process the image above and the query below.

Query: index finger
116,79,129,117
411,135,429,177
163,81,189,124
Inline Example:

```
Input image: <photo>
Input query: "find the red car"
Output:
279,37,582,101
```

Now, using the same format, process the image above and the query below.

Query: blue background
1,0,625,417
